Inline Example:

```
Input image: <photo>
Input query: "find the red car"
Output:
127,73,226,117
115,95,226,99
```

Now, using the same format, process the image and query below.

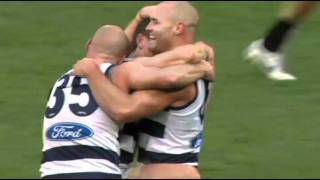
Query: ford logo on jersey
46,122,94,141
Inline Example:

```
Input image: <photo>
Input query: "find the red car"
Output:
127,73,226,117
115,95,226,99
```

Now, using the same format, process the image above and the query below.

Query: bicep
127,90,182,120
124,62,170,90
109,66,131,93
128,62,206,91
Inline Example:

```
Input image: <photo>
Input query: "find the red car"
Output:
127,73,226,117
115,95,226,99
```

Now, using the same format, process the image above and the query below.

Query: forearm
137,45,201,68
135,65,202,91
86,69,136,121
130,62,213,91
88,71,174,122
167,64,210,89
137,51,185,68
125,5,154,44
125,17,141,45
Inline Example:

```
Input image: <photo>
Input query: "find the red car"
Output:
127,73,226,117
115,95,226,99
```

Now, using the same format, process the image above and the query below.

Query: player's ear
86,38,93,51
173,23,185,35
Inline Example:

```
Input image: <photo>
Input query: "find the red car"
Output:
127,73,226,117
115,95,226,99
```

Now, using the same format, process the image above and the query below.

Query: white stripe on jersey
138,80,212,155
119,134,136,154
40,158,121,177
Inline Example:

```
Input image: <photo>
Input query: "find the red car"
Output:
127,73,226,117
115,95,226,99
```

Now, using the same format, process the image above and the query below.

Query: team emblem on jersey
46,122,94,141
191,132,203,149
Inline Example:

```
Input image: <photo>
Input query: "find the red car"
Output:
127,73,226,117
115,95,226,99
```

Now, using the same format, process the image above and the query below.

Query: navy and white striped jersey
40,63,121,178
120,80,213,168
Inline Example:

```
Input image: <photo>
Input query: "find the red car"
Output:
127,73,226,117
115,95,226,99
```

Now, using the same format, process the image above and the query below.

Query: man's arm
116,59,214,91
135,44,208,68
74,60,183,122
74,46,214,92
120,43,215,91
125,6,155,44
194,41,216,81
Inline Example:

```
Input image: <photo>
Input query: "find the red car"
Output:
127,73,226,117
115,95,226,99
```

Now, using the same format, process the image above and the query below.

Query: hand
194,41,215,66
192,45,209,63
198,60,215,81
73,58,100,77
136,5,156,22
173,44,209,64
170,44,199,64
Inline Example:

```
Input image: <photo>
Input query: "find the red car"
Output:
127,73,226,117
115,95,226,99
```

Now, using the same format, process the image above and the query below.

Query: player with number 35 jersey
40,66,122,179
40,24,214,179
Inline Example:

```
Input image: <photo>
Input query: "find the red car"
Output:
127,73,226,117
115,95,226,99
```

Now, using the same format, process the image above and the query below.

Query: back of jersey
40,67,121,178
137,80,213,166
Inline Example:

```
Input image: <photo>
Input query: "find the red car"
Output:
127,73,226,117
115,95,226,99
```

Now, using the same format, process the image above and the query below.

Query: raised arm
125,6,155,45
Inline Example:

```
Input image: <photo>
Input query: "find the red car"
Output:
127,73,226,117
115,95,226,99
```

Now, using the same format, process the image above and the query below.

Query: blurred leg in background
245,1,318,81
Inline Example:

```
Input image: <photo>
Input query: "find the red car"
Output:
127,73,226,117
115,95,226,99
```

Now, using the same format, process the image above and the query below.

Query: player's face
145,7,176,54
136,33,153,57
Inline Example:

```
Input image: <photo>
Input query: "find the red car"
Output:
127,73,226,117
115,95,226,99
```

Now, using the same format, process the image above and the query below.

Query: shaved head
89,25,130,60
145,1,200,54
158,1,199,27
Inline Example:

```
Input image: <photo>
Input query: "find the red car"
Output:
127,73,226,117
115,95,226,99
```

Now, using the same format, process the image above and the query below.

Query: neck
171,34,195,49
86,51,118,64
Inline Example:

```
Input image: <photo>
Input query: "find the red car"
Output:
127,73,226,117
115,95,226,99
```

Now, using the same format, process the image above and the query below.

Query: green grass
0,2,320,178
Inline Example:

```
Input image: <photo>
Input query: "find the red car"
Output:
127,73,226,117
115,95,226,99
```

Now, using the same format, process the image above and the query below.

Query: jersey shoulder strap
100,63,117,77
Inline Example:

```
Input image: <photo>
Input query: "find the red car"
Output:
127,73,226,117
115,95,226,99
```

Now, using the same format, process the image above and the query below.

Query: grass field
1,2,320,178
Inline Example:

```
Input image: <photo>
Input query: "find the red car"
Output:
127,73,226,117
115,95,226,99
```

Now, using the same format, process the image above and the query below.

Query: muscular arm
74,43,214,92
116,42,215,91
134,44,207,68
115,59,213,91
110,43,213,91
85,64,184,122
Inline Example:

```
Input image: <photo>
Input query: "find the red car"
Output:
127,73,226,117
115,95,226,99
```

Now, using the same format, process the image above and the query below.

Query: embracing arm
120,43,215,91
118,59,214,91
135,44,208,68
84,64,183,122
74,41,215,92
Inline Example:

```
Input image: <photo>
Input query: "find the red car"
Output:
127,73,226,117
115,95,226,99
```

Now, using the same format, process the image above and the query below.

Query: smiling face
145,4,177,54
145,2,200,55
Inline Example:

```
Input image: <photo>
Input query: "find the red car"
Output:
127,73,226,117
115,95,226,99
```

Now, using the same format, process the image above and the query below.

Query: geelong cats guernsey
40,63,121,178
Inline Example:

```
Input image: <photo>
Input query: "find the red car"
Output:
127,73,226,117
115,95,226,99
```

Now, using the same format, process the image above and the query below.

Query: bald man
40,25,130,179
132,2,213,178
41,23,213,179
74,2,215,179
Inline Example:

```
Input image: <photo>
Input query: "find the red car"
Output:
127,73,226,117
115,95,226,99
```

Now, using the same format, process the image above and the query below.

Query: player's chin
147,40,156,47
147,42,158,53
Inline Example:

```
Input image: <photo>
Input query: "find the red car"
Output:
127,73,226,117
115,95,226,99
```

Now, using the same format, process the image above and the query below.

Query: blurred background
0,1,320,178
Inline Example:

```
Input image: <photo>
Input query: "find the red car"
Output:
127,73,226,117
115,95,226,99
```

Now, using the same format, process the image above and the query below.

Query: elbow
99,105,132,123
110,99,148,123
110,107,137,123
111,109,131,123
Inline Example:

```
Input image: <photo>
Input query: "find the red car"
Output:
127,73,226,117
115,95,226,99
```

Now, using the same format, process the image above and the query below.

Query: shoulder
170,83,198,109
